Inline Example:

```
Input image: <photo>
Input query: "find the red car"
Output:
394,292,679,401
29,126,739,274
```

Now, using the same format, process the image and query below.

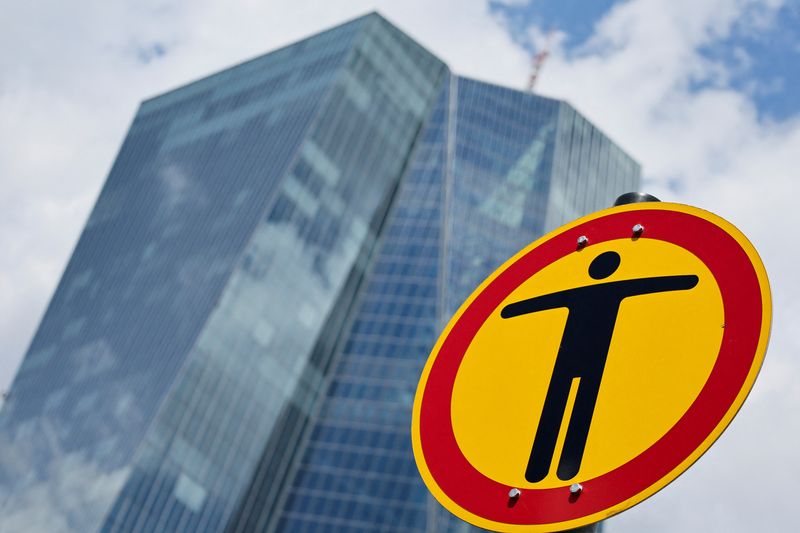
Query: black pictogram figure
501,250,698,482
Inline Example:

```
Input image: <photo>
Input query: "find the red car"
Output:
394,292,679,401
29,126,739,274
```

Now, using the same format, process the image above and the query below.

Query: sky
1,0,798,531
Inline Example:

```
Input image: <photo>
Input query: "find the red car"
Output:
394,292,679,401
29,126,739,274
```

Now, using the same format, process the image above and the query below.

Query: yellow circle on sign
451,238,724,488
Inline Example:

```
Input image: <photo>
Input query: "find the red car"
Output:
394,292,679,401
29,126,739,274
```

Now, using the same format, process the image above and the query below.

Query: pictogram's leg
557,375,602,480
526,373,572,483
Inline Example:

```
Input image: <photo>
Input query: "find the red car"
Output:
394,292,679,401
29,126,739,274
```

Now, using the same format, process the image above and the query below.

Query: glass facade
255,75,638,533
0,12,639,533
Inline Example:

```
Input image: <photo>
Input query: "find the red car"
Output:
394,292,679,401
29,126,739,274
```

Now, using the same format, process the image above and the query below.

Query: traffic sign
411,202,771,532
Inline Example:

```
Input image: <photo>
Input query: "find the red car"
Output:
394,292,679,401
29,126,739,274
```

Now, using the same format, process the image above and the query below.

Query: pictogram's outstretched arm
501,290,569,318
617,274,699,298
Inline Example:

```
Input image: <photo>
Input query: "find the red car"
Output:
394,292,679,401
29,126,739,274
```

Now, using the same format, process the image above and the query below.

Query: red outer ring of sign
418,208,762,524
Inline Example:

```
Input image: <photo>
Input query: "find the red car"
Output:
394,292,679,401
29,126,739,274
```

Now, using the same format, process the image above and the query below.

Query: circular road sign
411,202,771,532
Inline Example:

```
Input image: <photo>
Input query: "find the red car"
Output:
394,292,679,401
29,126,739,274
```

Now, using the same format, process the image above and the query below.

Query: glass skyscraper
0,13,639,533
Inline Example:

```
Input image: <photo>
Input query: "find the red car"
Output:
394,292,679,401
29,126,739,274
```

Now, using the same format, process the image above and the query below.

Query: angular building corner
0,12,640,533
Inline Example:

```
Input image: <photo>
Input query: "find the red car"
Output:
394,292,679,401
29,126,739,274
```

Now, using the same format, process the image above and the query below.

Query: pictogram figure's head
589,251,621,279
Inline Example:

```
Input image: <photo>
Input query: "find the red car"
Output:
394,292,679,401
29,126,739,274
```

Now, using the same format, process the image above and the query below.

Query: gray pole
565,192,661,533
614,192,660,206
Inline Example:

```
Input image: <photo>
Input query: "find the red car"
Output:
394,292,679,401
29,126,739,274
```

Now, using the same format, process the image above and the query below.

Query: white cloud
1,0,797,531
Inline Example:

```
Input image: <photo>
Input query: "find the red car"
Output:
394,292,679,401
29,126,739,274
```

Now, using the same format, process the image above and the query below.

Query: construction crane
526,29,554,92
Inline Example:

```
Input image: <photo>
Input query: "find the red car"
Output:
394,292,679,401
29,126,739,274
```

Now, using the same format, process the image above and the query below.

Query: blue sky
492,0,800,119
491,0,620,51
1,0,799,531
697,2,800,119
